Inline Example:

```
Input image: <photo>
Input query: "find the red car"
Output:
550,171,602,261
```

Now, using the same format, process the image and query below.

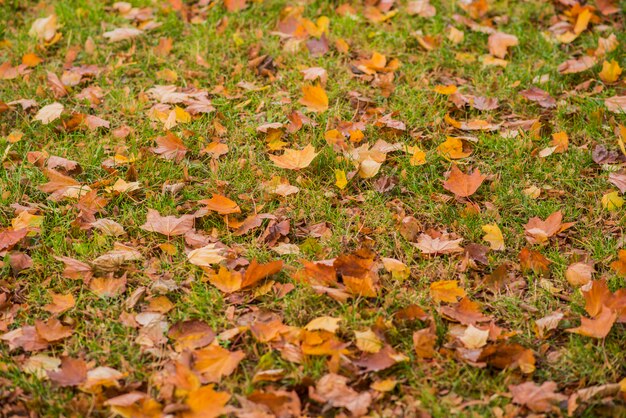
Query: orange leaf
567,305,617,339
269,144,318,170
198,194,241,215
182,385,230,418
299,84,328,112
442,165,486,198
430,280,466,303
241,259,284,289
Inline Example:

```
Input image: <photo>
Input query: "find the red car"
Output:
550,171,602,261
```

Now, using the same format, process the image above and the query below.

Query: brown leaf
510,381,566,413
488,32,518,58
520,87,556,108
524,211,564,245
314,373,372,417
48,357,88,387
35,318,73,342
152,132,188,162
44,292,75,315
442,165,486,198
558,56,596,74
54,256,93,281
168,320,215,351
0,228,28,251
413,327,436,359
415,233,463,255
241,259,284,289
140,209,194,236
519,247,551,275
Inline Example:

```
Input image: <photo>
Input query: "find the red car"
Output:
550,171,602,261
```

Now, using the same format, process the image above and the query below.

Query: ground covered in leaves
1,0,626,416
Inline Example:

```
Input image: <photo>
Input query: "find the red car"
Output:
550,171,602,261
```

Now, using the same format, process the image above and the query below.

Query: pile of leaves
0,0,625,416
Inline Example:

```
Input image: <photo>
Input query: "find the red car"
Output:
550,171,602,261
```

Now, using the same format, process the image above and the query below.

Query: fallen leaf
481,224,504,251
34,102,64,124
140,209,194,236
430,280,466,303
299,84,328,112
442,165,486,198
488,32,518,58
269,144,318,170
510,381,566,413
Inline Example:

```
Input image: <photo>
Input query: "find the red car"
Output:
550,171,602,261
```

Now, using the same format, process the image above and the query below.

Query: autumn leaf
599,60,622,83
415,233,463,255
442,165,486,198
187,244,226,267
47,357,87,387
182,385,230,418
430,280,466,303
565,262,594,287
193,345,245,382
509,381,566,413
519,247,551,275
269,144,318,170
299,84,328,112
34,102,63,124
152,132,187,162
567,305,617,339
198,194,241,215
438,137,471,159
524,211,567,245
140,209,194,236
488,32,518,58
103,28,143,43
481,224,504,251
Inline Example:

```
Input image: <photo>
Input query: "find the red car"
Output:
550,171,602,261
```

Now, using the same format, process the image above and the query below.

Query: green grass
1,0,626,416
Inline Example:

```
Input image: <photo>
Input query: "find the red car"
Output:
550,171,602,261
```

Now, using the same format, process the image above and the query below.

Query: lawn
0,0,625,416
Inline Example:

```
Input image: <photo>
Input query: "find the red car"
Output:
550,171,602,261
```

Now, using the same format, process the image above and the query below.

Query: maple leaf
509,381,566,413
34,102,64,124
519,247,551,275
481,224,504,251
105,393,163,418
152,132,187,162
442,165,486,198
193,345,245,382
198,194,241,215
430,280,466,303
299,84,328,112
47,357,88,387
413,327,436,359
313,373,372,416
34,318,72,342
415,233,463,255
524,211,568,245
44,292,75,314
269,144,318,170
182,385,230,418
438,137,471,159
488,32,518,58
520,87,556,108
140,209,194,236
103,28,143,42
599,60,622,83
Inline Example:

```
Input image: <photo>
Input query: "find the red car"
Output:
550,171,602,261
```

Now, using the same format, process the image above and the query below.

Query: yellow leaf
408,146,426,166
602,191,623,211
430,280,466,303
299,84,328,112
269,144,318,170
599,60,622,83
551,131,569,153
354,329,383,353
438,137,471,159
175,106,191,123
574,9,591,35
334,169,348,189
481,223,505,251
433,84,457,95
